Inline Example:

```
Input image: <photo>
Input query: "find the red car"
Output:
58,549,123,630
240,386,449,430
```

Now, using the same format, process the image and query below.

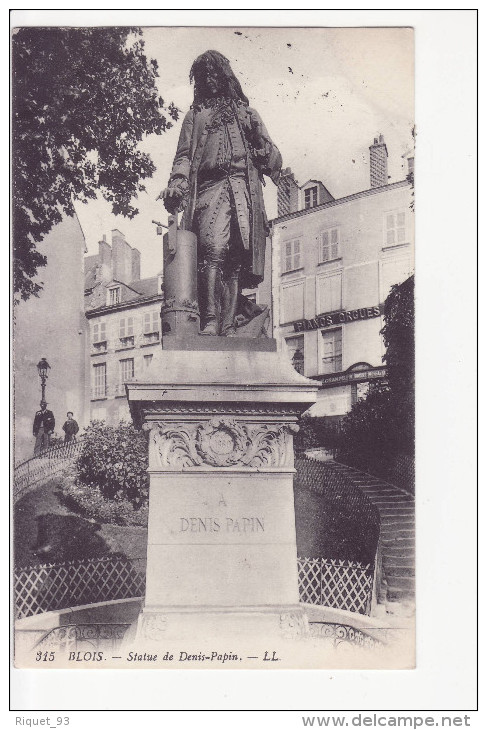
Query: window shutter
284,241,292,272
321,231,330,262
283,240,301,272
127,317,134,336
93,324,99,342
281,281,305,322
331,228,339,259
119,319,125,338
293,239,301,270
144,312,151,334
318,272,342,313
385,211,406,247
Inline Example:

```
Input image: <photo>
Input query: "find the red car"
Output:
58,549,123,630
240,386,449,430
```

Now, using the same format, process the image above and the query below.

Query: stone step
384,574,415,588
383,566,415,577
366,496,414,504
378,508,415,515
381,531,415,541
382,552,415,562
352,484,399,492
382,538,415,548
386,586,415,602
383,556,415,567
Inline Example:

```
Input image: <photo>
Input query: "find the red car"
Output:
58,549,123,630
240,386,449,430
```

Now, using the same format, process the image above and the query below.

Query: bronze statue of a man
161,50,282,336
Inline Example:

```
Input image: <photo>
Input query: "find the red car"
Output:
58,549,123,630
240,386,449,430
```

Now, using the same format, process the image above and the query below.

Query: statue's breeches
195,177,250,278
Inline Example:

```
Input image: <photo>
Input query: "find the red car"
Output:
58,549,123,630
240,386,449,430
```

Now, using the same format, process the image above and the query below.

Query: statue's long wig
190,50,249,106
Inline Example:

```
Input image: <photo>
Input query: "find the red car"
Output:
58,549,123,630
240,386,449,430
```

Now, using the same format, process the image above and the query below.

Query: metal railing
13,439,84,503
294,457,380,532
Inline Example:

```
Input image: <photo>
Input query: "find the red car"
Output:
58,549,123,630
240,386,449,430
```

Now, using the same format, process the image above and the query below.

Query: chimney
131,248,141,282
369,134,388,188
97,234,112,282
112,230,132,284
277,167,299,216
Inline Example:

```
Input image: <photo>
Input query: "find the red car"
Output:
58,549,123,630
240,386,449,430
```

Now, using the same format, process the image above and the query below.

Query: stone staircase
327,461,415,610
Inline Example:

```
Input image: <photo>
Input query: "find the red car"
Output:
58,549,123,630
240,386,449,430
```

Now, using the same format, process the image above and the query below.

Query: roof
130,276,160,298
271,179,409,225
301,179,326,188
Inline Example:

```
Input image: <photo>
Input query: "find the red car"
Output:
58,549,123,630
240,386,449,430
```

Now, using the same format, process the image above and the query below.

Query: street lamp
36,357,51,403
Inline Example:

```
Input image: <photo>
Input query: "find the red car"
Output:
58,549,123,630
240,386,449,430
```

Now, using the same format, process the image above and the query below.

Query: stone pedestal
127,338,317,643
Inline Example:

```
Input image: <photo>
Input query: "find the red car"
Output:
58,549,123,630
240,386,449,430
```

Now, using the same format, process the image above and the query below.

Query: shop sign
319,366,387,387
293,304,383,333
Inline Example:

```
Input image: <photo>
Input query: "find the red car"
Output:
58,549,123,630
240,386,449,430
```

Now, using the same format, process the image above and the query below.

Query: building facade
85,230,164,425
271,137,414,418
14,214,88,462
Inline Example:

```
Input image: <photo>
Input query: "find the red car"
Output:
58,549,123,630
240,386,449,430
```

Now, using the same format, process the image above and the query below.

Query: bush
76,421,149,509
295,414,342,453
61,475,149,527
338,386,398,472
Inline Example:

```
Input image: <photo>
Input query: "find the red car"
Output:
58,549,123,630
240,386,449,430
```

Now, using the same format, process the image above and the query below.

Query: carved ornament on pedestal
140,614,167,642
146,417,299,469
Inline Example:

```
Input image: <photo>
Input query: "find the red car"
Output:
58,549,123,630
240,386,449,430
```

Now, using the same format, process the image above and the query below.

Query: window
286,336,304,375
351,382,370,406
384,210,406,247
281,280,305,323
319,227,340,262
304,186,318,209
143,354,153,369
119,316,135,347
282,239,302,273
93,322,106,343
92,363,107,398
143,311,160,342
119,317,134,338
108,287,121,305
321,329,342,374
119,358,135,387
317,272,342,314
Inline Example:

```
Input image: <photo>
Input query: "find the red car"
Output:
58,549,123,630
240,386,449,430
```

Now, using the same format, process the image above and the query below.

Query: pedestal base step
132,605,308,644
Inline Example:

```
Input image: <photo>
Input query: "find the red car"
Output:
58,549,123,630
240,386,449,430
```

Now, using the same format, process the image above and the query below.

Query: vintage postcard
12,22,417,673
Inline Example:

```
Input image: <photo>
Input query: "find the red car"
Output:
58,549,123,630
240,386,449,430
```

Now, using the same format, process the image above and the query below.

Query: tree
338,275,415,470
12,27,178,301
380,273,414,450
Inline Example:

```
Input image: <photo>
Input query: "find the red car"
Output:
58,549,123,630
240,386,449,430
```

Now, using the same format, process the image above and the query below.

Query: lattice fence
13,440,83,503
298,557,374,615
14,555,146,619
16,553,373,620
15,554,373,620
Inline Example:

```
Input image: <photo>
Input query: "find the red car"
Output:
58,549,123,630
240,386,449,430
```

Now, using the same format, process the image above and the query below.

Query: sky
75,26,414,279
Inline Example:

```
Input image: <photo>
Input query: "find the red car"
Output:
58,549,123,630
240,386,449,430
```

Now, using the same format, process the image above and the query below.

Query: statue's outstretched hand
157,187,183,214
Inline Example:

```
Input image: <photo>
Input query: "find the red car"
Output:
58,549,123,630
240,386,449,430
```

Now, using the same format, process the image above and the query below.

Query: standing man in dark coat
160,50,282,336
62,411,79,443
33,401,55,455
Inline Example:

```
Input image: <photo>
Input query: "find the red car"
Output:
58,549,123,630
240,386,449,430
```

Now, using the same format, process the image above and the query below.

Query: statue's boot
221,277,239,337
200,265,221,336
